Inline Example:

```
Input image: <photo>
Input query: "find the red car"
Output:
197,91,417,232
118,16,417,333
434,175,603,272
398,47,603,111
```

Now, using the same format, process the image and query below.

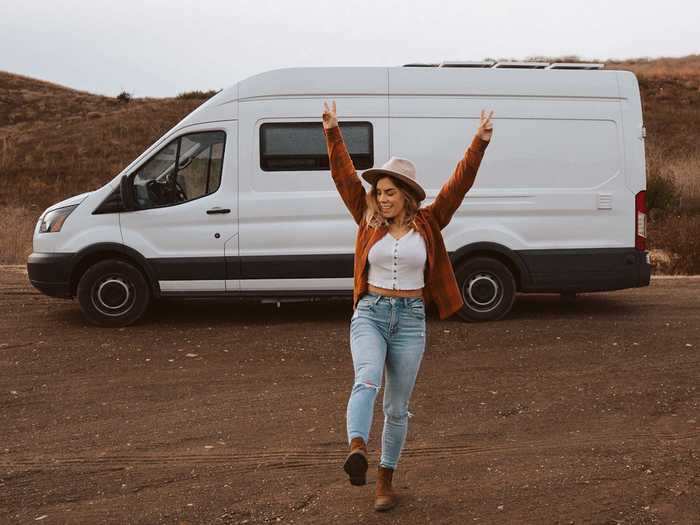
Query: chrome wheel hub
91,275,134,317
463,273,502,313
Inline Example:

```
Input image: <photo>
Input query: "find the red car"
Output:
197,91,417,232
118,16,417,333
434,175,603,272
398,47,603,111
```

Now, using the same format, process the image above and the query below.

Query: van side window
260,122,373,171
132,131,226,209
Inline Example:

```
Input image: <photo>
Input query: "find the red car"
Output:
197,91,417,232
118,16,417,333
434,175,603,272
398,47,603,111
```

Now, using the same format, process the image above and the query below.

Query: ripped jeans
347,291,426,470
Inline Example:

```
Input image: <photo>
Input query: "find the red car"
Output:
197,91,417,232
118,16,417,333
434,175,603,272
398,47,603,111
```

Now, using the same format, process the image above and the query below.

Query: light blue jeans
347,291,426,470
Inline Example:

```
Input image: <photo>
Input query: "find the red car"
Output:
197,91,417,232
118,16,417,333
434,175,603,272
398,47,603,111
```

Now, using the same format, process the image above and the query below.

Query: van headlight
39,204,78,233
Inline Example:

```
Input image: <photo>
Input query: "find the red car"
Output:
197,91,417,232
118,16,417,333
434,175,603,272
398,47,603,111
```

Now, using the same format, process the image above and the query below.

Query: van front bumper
27,252,75,298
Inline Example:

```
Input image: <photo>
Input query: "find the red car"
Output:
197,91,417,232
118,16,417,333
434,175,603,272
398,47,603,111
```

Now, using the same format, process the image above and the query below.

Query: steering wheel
145,179,164,205
145,177,187,205
165,172,187,202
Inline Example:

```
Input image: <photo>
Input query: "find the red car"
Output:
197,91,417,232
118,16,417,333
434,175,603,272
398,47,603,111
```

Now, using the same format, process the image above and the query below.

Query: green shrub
116,91,132,103
647,212,700,274
176,89,220,100
647,173,681,214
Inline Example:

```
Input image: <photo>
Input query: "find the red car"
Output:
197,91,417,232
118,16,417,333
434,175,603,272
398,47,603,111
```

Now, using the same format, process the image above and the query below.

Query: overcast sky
1,0,698,97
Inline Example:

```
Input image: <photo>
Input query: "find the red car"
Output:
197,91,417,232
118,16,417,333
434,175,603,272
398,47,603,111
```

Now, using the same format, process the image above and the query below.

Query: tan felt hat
361,157,426,201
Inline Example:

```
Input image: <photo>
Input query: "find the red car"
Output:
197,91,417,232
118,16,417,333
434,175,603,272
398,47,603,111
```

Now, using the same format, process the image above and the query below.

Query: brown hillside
0,70,105,128
607,54,700,81
612,55,700,159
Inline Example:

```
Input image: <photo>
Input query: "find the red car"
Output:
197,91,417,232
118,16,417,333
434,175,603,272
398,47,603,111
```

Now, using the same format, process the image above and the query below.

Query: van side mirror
120,174,136,211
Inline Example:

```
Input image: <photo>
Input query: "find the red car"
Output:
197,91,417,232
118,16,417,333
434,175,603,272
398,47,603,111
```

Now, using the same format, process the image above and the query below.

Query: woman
322,100,493,511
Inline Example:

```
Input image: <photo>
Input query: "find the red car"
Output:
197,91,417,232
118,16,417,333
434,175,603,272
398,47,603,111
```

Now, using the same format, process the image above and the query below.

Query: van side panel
237,96,388,292
388,70,649,292
389,98,630,249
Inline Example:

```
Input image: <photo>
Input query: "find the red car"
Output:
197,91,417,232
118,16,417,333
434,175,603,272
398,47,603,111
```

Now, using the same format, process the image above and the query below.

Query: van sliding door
237,97,389,295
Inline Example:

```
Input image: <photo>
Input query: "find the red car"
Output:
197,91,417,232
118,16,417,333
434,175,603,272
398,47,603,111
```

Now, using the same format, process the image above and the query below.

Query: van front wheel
77,259,150,327
454,257,516,322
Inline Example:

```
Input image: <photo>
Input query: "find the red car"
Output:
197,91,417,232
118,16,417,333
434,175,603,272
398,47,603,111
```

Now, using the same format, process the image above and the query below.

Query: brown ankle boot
343,437,368,485
374,465,397,511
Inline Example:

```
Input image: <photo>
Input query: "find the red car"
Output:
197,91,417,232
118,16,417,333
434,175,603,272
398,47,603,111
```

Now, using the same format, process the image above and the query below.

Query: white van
27,61,651,326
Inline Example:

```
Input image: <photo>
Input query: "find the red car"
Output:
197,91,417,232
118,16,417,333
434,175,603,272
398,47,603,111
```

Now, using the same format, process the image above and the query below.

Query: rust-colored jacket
324,125,489,320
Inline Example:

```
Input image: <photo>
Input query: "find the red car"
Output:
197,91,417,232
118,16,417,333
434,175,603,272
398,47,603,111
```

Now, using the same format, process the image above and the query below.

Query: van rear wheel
77,259,150,327
454,256,516,322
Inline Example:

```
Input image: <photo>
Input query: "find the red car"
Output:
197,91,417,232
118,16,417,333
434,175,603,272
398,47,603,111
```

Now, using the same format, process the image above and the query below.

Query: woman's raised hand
477,109,494,142
322,100,338,130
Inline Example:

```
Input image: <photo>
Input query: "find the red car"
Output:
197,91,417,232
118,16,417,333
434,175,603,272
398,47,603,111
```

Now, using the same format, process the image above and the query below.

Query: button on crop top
367,229,427,290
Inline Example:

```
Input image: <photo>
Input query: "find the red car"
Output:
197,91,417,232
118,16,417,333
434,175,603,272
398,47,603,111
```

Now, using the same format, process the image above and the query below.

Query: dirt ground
0,266,698,525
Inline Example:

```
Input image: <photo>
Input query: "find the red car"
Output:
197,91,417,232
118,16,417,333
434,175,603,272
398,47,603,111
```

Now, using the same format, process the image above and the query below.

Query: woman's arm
424,110,494,230
322,100,367,225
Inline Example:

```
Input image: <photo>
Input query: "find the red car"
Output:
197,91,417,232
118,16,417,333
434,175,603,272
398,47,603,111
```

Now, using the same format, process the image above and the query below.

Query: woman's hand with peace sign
322,100,338,130
477,109,494,142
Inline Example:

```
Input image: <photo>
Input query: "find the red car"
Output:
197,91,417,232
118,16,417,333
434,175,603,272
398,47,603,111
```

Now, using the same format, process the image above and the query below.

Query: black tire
454,256,516,322
76,259,151,327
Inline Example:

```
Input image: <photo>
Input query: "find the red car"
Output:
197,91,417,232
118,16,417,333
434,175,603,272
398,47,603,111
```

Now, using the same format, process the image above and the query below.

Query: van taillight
635,190,646,250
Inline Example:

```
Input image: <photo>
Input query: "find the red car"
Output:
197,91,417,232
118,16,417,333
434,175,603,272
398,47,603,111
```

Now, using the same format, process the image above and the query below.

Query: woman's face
376,177,406,220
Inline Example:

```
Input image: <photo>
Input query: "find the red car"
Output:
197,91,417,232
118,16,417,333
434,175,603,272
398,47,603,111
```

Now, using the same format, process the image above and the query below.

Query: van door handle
206,207,231,215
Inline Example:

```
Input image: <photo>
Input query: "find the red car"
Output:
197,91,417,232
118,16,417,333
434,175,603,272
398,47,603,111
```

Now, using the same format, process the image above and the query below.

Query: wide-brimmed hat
361,157,426,201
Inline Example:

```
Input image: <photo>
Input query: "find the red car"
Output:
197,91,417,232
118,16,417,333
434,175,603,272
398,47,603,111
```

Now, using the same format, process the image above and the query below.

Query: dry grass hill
1,56,698,273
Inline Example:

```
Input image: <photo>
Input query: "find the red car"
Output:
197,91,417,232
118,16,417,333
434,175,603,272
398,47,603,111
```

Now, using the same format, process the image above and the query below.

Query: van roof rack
546,62,605,70
493,61,549,69
402,60,606,70
438,60,496,68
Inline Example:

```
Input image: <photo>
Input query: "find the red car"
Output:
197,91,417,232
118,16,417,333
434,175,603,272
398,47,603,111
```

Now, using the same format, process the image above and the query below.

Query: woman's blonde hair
364,175,422,229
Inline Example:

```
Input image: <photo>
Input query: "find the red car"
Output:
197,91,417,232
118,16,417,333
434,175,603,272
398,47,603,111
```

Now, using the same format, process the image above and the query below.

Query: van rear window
260,122,373,171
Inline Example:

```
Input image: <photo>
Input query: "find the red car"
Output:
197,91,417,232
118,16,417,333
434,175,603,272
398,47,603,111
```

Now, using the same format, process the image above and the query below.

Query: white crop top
367,229,427,290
